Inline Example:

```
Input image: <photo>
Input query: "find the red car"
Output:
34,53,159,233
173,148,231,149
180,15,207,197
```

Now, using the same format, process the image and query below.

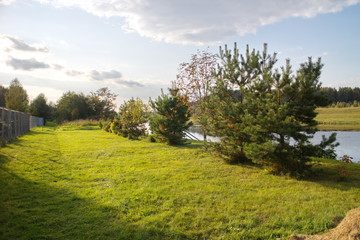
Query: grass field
316,107,360,131
1,125,360,239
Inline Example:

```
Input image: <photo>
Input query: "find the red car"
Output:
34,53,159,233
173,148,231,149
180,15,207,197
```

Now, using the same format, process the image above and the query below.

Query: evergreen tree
204,43,277,163
150,87,192,145
5,79,29,112
206,43,334,176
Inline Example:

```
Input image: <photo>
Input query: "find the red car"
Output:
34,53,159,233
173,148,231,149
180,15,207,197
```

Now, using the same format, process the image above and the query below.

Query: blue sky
0,0,359,106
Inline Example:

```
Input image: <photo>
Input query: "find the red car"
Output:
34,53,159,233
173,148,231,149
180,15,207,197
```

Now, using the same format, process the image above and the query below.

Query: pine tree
149,87,192,145
206,43,334,176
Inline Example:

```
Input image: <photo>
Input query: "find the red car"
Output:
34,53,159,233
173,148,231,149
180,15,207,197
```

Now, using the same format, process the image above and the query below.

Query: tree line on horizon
0,79,117,122
1,79,359,123
320,87,360,107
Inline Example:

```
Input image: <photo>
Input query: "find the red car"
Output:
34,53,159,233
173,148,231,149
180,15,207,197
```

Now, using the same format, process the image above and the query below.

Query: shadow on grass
0,154,9,166
57,126,100,131
168,139,204,150
0,169,178,240
214,153,360,191
1,127,54,147
27,129,53,135
173,144,203,150
302,160,360,191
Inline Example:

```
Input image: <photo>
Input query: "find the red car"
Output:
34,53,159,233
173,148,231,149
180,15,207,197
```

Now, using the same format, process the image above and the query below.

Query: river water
188,126,360,163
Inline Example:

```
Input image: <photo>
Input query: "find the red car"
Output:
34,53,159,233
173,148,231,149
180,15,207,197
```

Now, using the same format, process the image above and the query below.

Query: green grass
316,107,360,131
1,126,360,239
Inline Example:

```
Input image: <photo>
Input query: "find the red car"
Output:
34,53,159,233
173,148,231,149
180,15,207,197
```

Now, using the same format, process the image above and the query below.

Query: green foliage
327,101,360,108
45,121,57,127
56,91,90,122
109,118,121,134
99,119,112,132
150,88,193,145
149,135,156,142
313,133,339,159
55,88,117,123
205,43,330,176
1,126,360,239
87,87,117,120
29,93,52,120
5,78,29,112
116,98,149,139
320,86,360,104
0,85,7,107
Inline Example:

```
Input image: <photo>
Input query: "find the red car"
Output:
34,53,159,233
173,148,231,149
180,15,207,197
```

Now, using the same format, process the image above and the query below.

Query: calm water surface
188,126,360,163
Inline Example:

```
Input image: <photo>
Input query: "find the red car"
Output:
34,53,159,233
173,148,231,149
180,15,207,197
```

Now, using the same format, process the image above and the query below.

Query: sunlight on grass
316,107,360,130
0,126,359,239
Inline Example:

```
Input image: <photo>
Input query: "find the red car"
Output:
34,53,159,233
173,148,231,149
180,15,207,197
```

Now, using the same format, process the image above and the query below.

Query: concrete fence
0,107,44,146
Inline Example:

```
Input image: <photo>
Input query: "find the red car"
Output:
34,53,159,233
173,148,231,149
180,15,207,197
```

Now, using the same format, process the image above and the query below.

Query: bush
149,135,156,142
117,98,149,139
100,120,111,132
109,118,122,135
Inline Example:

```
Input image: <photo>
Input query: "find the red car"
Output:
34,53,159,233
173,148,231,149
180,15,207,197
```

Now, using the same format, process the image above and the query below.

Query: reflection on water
187,126,360,163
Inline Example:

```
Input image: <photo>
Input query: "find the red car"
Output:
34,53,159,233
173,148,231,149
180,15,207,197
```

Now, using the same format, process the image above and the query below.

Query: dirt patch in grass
290,207,360,240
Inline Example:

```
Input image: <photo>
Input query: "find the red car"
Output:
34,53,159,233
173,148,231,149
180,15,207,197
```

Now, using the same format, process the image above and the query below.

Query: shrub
150,88,192,145
117,98,149,139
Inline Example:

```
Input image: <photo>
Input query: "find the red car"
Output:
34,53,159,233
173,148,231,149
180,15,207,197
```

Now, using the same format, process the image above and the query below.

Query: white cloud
34,0,360,44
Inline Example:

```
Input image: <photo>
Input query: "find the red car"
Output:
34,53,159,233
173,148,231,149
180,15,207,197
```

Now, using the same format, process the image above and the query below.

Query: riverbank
316,107,360,131
1,125,360,239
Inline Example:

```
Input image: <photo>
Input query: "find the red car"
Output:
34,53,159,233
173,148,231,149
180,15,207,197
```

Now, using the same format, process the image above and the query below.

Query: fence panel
0,107,44,146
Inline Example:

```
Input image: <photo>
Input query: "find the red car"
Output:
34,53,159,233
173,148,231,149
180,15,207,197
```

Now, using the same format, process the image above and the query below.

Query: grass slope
316,107,360,131
0,126,360,239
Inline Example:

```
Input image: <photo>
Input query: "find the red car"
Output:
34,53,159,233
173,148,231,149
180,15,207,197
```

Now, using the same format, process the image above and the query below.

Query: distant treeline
320,87,360,105
1,79,117,123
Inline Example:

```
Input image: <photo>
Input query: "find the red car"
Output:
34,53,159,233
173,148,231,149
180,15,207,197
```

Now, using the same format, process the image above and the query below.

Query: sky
0,0,360,107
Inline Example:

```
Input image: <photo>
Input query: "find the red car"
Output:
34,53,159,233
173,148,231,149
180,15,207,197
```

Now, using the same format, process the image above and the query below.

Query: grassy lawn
316,107,360,131
1,126,360,239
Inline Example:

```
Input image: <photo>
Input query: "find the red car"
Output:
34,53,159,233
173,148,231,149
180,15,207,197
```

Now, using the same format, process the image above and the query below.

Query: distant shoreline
316,107,360,131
